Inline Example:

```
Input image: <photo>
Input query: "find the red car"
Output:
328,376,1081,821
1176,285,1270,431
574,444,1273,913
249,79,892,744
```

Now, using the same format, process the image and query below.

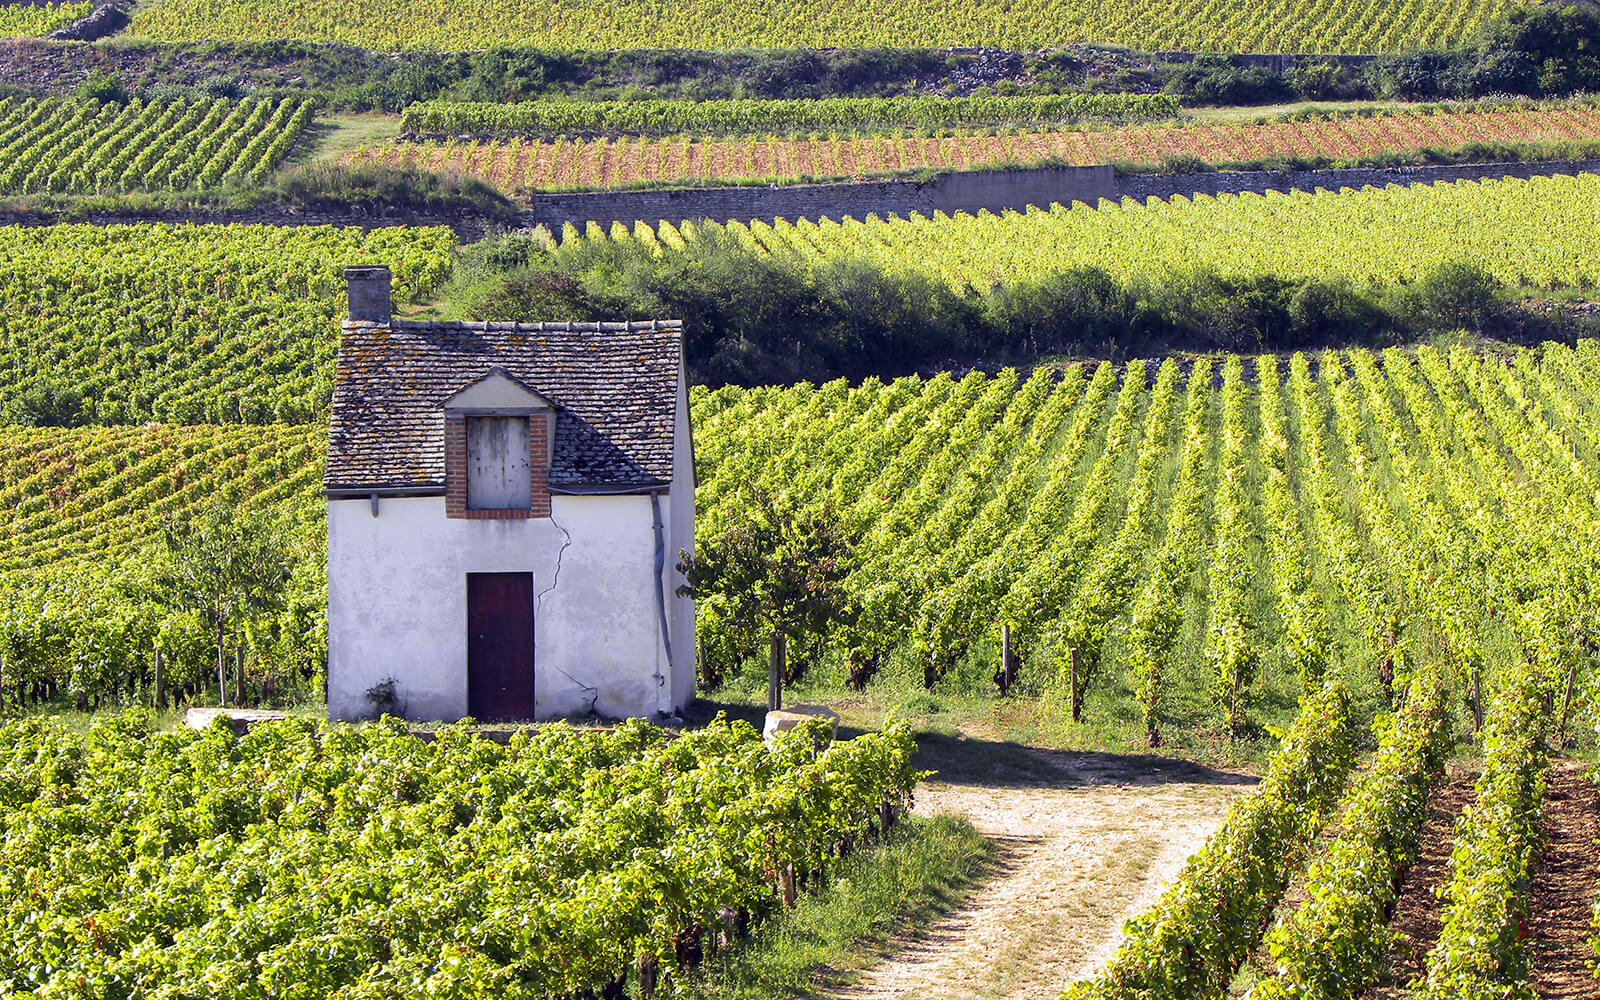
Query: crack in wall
535,511,572,615
536,511,595,712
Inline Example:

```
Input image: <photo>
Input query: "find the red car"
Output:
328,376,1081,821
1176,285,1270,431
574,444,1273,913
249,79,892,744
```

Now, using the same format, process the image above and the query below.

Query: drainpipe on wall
650,491,674,716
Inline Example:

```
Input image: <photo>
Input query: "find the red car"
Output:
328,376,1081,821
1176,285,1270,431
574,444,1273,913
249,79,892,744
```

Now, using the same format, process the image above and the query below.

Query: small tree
147,503,294,707
679,488,857,711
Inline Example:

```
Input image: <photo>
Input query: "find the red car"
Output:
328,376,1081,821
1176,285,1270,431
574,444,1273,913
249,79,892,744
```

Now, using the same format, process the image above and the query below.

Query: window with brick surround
442,370,555,520
444,408,553,520
467,416,532,510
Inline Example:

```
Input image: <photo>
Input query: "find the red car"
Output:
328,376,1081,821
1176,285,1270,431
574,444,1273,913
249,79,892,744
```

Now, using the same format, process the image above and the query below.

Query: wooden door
467,572,535,721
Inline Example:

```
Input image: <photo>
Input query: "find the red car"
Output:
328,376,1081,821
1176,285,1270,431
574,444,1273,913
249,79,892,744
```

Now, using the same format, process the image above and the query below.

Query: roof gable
326,320,683,495
444,367,552,410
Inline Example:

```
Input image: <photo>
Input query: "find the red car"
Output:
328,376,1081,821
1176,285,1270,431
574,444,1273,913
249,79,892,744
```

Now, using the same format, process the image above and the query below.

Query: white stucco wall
328,493,681,722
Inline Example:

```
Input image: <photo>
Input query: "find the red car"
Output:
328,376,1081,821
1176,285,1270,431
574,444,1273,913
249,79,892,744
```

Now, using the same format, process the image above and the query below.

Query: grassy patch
680,813,993,1000
696,659,1290,772
300,113,405,164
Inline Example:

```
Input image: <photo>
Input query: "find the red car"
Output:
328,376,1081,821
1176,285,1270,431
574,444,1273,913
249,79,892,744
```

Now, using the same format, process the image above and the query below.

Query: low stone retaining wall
0,159,1592,240
526,165,1116,233
525,158,1600,235
1117,158,1600,201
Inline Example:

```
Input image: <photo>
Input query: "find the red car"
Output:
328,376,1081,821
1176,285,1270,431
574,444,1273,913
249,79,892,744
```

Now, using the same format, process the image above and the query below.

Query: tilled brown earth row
1526,760,1600,1000
1362,766,1478,999
1365,759,1600,1000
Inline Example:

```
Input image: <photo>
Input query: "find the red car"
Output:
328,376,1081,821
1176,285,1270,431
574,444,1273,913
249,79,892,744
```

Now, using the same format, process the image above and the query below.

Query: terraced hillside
0,96,312,194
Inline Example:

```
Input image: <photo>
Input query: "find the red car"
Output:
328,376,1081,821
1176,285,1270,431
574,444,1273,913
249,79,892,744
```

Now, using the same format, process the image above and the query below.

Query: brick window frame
445,409,552,519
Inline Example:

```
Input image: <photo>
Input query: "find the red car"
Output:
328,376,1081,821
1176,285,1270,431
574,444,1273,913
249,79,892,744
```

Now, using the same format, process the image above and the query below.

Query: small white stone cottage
324,266,696,722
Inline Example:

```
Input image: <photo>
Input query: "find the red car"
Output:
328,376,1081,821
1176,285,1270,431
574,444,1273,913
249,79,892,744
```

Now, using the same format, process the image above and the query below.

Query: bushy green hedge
1061,683,1357,1000
447,232,1515,387
1245,677,1454,1000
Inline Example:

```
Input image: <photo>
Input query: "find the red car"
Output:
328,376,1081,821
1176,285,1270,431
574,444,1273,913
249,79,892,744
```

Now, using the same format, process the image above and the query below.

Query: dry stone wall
1118,158,1600,202
527,165,1116,233
4,160,1593,243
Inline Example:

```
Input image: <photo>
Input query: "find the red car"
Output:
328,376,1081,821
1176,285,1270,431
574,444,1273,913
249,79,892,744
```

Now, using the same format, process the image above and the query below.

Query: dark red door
467,573,535,721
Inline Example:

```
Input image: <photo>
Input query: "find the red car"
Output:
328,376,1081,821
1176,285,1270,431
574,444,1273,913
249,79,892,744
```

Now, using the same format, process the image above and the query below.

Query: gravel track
832,745,1255,1000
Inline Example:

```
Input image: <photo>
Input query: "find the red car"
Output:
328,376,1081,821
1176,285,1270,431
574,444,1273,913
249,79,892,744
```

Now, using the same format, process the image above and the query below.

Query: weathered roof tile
326,320,682,493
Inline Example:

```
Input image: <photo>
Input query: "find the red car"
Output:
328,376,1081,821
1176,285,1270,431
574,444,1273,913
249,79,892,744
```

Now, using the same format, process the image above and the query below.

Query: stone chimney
345,265,391,324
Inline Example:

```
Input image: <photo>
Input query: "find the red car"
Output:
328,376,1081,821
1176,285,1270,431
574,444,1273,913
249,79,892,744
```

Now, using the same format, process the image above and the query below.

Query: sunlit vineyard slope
0,1,90,36
561,171,1600,293
6,343,1600,745
0,224,455,424
0,714,919,998
129,0,1513,54
0,96,312,194
0,423,322,573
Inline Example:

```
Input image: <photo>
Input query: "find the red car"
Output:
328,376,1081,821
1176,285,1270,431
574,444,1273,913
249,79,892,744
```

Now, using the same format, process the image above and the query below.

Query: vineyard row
0,96,312,195
4,342,1600,746
355,106,1600,192
129,0,1512,55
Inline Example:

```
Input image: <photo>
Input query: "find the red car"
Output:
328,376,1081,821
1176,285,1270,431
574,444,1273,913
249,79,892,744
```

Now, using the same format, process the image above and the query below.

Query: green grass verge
680,813,992,1000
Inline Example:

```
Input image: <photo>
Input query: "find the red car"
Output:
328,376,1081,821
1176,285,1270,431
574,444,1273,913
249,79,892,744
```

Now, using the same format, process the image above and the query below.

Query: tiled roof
327,319,682,493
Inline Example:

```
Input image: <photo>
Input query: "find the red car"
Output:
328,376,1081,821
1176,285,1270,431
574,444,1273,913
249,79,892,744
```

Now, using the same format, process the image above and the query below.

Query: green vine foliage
1062,683,1357,1000
399,94,1180,137
1413,675,1550,1000
1244,677,1454,1000
0,713,920,998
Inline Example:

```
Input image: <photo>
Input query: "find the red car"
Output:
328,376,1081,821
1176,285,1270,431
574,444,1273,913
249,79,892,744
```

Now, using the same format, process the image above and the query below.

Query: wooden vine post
1068,647,1083,722
995,623,1018,694
780,863,797,908
1556,657,1580,742
153,650,164,710
767,633,786,713
1470,665,1484,731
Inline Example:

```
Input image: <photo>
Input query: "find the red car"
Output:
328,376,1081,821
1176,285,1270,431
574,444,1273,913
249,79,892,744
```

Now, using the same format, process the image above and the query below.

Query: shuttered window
466,416,532,510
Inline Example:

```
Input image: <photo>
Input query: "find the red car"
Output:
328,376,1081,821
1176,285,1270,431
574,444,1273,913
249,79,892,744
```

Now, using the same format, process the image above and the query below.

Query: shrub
1287,59,1370,101
1399,261,1505,333
74,69,127,104
1288,278,1387,345
464,268,594,321
1163,55,1293,106
3,385,89,427
272,162,521,223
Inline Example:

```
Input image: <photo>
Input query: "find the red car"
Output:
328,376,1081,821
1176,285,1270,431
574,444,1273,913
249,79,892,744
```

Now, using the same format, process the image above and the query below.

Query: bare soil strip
1362,766,1478,999
1526,759,1600,1000
831,746,1254,1000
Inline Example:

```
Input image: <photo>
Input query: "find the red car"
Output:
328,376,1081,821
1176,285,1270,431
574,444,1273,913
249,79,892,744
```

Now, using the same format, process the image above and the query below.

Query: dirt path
1527,759,1600,1000
1363,766,1478,999
832,743,1255,1000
